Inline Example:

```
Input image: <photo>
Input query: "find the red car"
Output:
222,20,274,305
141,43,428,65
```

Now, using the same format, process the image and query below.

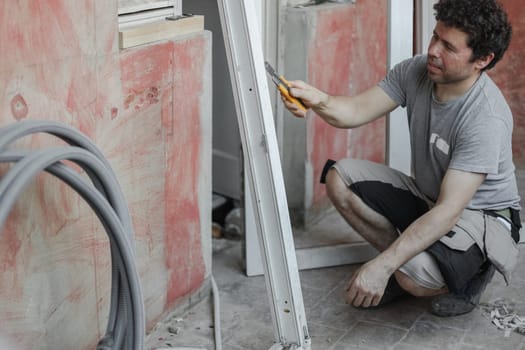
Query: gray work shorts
331,158,520,291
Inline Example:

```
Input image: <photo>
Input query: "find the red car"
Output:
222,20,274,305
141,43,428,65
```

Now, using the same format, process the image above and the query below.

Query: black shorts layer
329,158,520,289
349,179,484,293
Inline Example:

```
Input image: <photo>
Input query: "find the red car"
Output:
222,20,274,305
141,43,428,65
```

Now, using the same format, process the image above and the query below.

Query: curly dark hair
434,0,512,70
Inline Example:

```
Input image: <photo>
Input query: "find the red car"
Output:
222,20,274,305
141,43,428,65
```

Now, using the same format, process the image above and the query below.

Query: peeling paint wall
282,1,387,225
0,1,212,349
490,0,525,170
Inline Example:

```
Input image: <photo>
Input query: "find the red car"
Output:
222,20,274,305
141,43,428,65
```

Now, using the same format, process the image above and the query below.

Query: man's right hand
281,80,329,118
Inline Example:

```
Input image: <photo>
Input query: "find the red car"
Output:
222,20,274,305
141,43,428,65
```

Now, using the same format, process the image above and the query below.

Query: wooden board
119,15,204,49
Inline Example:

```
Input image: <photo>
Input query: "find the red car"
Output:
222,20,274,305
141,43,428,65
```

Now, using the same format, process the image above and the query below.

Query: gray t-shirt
378,54,520,210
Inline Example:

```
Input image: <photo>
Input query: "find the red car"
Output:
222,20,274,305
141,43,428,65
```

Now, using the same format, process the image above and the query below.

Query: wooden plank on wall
119,15,204,49
118,0,181,14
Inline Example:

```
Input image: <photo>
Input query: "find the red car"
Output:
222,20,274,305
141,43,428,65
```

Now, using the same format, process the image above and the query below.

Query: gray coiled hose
0,120,145,350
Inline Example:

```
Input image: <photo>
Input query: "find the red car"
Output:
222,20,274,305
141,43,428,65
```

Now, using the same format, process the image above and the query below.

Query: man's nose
428,41,441,57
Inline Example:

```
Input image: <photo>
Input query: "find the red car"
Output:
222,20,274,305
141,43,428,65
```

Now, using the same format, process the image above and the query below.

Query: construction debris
480,299,525,337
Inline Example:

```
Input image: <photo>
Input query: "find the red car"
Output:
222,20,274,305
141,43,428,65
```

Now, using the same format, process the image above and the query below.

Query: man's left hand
345,261,391,308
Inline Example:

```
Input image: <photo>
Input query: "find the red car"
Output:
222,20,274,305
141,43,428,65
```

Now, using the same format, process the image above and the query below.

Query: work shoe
431,264,496,317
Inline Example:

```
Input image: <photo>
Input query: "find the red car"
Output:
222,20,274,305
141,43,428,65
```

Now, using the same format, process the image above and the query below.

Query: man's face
426,21,479,84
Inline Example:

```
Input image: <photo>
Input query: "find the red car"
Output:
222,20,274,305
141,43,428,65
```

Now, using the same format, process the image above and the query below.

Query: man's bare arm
283,81,398,128
375,169,486,276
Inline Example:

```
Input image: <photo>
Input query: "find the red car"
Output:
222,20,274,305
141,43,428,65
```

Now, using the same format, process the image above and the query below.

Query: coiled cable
0,120,145,350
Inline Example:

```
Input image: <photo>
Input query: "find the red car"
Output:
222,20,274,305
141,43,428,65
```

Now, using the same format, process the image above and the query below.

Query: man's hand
281,80,329,118
345,261,391,308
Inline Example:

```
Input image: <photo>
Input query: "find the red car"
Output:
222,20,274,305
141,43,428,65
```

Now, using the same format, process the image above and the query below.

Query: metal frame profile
216,0,311,349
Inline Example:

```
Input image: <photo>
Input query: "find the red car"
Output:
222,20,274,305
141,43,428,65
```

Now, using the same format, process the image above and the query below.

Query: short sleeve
378,56,421,108
449,117,506,174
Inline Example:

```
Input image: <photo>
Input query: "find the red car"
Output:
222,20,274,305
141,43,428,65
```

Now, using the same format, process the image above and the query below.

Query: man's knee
326,168,384,222
394,271,447,297
326,168,353,207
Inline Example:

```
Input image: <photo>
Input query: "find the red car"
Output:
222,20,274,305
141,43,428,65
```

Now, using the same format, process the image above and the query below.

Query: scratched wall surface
0,1,212,349
490,0,525,169
282,2,387,224
307,1,387,211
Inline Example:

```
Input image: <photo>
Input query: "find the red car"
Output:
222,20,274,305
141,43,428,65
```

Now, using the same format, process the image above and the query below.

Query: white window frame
415,0,438,54
386,0,413,176
118,0,182,29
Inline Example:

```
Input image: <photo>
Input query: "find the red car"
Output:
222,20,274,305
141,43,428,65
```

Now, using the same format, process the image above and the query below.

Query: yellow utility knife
265,62,307,112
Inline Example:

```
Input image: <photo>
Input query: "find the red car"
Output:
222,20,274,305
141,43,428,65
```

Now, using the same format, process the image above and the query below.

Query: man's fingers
288,87,303,100
371,294,383,307
360,296,373,308
287,81,314,105
281,95,306,118
345,272,385,308
287,80,307,89
351,292,381,308
352,294,366,307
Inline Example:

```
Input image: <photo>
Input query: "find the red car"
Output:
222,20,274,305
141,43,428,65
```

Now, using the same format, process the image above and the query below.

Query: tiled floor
146,169,525,349
145,221,525,349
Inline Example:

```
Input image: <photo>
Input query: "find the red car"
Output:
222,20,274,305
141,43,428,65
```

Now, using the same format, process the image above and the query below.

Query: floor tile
146,206,525,350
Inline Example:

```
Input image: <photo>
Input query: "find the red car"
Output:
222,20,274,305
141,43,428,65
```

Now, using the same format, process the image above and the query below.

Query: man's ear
475,53,495,70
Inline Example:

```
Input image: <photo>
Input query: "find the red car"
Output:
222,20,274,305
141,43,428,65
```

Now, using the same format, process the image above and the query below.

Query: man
283,0,521,317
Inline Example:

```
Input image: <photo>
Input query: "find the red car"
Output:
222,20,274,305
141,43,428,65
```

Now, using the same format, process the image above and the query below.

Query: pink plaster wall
0,1,211,349
306,1,387,212
490,0,525,169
